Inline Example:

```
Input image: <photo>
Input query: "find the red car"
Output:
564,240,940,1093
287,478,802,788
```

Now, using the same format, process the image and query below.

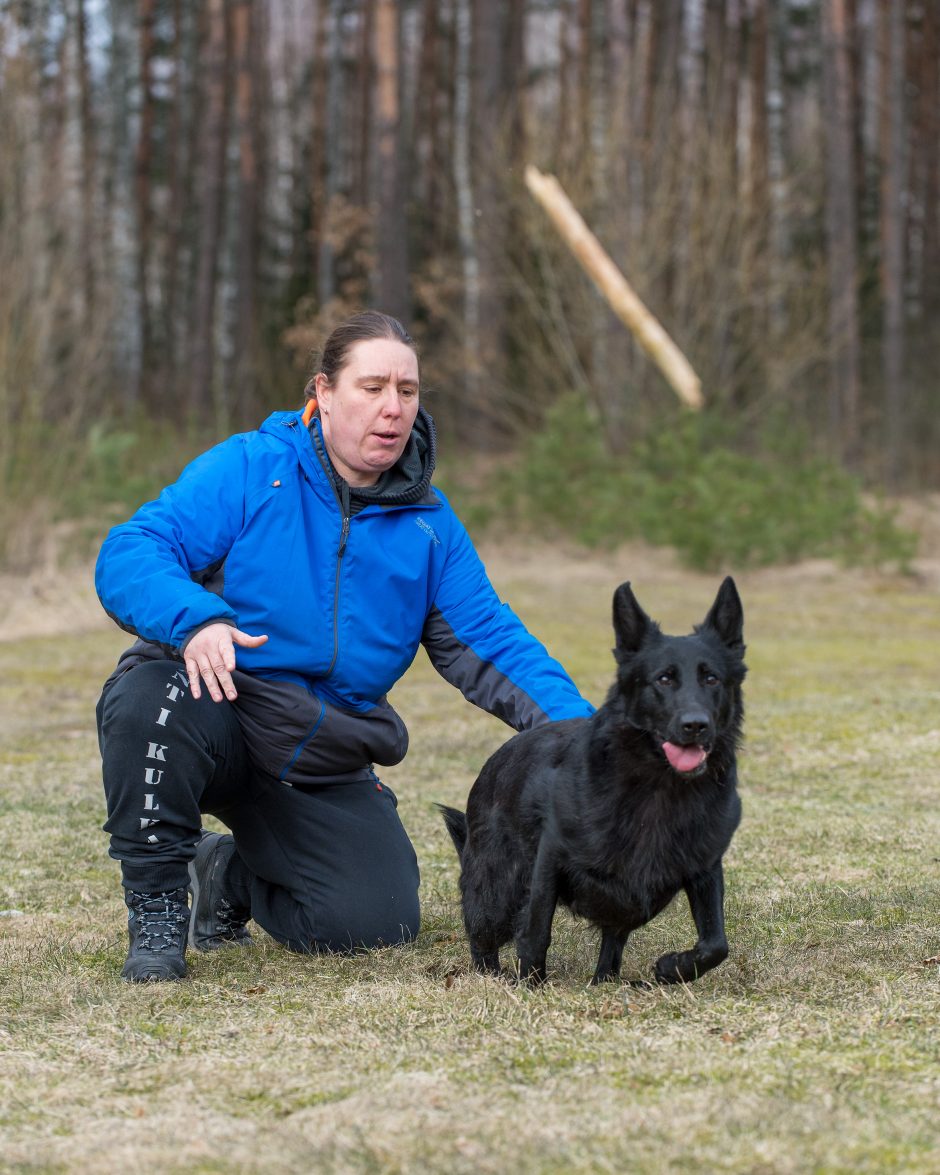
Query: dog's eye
703,672,720,686
656,672,674,687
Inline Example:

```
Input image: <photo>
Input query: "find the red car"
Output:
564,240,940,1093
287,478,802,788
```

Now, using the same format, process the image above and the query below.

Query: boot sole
122,963,186,983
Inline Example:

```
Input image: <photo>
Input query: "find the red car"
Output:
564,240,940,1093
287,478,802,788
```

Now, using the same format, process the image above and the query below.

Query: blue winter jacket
96,408,594,785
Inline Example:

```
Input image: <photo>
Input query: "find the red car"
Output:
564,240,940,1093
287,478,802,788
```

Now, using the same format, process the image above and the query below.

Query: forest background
0,0,938,570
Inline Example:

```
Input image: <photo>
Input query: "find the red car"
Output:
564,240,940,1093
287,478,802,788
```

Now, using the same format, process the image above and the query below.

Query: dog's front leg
515,844,559,985
592,929,628,984
654,862,729,984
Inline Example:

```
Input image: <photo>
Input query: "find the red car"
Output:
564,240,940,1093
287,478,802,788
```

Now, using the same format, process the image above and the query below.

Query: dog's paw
589,968,622,985
515,960,548,986
653,950,698,984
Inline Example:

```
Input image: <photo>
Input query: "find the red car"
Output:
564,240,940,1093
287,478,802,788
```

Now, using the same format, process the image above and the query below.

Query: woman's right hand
183,623,268,703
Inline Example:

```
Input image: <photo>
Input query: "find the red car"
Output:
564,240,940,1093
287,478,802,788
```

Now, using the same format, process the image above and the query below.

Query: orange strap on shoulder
301,398,318,426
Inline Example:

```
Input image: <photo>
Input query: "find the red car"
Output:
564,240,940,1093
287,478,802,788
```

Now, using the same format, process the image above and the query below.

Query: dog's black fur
439,578,746,986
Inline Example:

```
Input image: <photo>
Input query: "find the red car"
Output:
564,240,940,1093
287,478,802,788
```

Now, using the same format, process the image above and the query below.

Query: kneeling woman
95,310,593,981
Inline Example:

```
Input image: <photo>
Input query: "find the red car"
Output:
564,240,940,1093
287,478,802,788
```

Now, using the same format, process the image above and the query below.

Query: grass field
1,543,938,1174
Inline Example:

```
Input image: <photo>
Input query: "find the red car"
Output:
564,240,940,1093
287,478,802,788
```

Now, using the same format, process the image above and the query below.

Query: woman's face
315,338,420,487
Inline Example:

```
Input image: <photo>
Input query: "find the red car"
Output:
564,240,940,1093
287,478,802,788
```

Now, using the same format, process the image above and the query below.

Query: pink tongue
663,742,707,772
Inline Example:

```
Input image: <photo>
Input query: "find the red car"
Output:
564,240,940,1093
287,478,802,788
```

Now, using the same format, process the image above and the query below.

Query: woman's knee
255,882,421,955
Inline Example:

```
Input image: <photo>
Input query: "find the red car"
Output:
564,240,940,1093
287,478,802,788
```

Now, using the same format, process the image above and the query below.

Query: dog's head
609,578,746,777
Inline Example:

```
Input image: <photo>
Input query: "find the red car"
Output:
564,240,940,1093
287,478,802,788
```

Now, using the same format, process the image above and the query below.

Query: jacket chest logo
415,517,441,546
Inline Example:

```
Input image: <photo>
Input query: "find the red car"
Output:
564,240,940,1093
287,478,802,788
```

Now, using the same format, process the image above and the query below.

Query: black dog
439,578,745,986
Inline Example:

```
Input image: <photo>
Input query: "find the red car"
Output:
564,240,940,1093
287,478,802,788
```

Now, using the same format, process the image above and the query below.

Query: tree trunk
373,0,410,319
135,0,156,408
354,0,375,210
603,0,635,452
633,0,654,232
309,0,328,293
676,0,705,329
452,0,480,423
606,0,633,196
162,0,185,390
821,0,861,462
577,0,593,190
415,0,445,243
747,0,769,227
105,0,138,412
468,0,512,446
917,0,939,323
231,0,261,426
506,0,527,163
188,0,230,424
879,0,906,486
558,0,578,177
722,0,741,182
75,0,96,327
704,0,737,140
317,0,344,310
648,1,681,319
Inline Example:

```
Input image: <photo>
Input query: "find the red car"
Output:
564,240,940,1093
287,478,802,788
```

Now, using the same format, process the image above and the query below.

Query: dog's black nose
680,712,710,741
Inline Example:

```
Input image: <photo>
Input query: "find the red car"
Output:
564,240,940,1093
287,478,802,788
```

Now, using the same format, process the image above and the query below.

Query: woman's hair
303,311,417,402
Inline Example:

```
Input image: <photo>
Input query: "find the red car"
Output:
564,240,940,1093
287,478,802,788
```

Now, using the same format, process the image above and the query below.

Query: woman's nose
382,389,403,416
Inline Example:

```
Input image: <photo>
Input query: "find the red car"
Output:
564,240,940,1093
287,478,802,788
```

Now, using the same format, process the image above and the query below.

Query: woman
95,311,594,982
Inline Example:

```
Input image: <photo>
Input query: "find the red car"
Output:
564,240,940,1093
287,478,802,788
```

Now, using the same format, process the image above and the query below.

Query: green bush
492,395,917,571
491,394,630,546
62,422,195,523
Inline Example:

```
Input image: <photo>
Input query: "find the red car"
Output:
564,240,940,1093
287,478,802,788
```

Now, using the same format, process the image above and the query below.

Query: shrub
491,395,917,571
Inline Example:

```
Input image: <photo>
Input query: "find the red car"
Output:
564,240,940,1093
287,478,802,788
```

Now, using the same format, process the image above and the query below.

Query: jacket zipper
300,415,437,680
325,480,351,678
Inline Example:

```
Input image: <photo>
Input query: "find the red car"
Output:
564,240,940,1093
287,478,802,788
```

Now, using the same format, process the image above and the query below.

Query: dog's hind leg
461,854,519,978
515,843,559,984
591,929,628,984
654,862,729,984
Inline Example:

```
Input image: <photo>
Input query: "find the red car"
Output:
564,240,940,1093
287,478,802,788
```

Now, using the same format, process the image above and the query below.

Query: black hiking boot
122,888,190,983
187,831,253,951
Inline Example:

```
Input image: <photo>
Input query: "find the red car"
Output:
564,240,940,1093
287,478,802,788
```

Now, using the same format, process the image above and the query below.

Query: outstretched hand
184,622,268,702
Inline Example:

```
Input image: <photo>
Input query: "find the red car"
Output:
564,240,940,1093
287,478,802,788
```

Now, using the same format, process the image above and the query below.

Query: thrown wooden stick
524,164,704,411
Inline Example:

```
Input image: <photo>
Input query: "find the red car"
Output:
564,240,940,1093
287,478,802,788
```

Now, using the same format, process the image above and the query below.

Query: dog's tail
435,803,467,859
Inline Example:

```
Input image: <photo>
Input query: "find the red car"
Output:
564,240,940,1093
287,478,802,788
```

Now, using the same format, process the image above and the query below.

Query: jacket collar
259,408,439,510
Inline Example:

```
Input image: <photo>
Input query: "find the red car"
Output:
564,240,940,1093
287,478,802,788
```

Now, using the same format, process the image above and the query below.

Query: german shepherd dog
439,578,745,986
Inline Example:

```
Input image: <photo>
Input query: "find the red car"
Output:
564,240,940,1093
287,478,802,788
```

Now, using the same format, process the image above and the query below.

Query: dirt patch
0,561,108,644
2,494,937,645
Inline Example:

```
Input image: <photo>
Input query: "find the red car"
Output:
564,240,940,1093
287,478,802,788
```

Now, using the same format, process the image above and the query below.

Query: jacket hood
260,407,438,510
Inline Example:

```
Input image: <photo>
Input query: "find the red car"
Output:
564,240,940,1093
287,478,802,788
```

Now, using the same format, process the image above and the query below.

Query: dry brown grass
1,542,938,1174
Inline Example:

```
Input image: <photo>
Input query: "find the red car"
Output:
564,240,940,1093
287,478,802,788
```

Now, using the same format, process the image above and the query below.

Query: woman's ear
314,371,331,412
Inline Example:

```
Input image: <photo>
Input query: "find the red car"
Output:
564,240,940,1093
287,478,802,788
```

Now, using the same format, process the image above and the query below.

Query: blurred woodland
0,0,939,558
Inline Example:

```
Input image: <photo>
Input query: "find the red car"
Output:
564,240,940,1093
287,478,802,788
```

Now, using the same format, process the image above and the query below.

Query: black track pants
96,660,420,952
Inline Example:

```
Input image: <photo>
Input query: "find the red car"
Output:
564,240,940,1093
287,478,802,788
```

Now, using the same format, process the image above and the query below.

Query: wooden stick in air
524,164,704,411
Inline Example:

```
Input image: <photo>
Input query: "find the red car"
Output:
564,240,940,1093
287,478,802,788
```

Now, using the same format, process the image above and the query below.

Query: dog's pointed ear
612,582,653,661
702,576,744,650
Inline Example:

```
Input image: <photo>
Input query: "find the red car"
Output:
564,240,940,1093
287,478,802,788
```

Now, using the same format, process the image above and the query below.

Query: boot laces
215,895,249,936
131,891,188,952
